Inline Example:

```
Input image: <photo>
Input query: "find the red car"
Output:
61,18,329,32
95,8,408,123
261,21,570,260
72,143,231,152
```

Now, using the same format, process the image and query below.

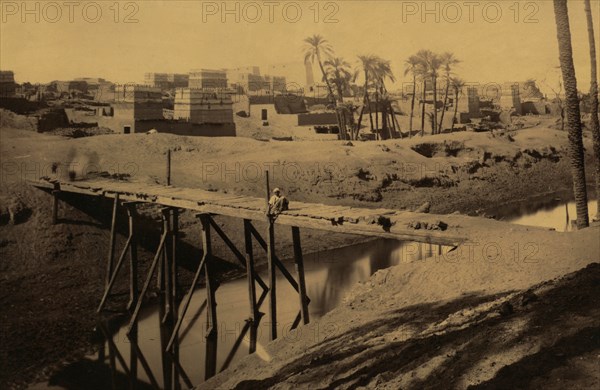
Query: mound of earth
201,226,600,389
0,109,37,131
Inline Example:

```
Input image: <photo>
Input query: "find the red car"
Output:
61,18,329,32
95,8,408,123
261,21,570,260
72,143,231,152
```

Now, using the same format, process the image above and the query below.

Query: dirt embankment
0,123,597,388
202,258,600,389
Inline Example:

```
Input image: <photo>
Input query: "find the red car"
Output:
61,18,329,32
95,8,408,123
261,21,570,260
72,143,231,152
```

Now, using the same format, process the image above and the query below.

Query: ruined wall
467,87,480,117
274,95,307,114
188,109,234,124
133,101,164,120
0,97,45,114
521,101,548,115
37,109,69,132
134,120,236,136
297,112,338,126
249,95,274,104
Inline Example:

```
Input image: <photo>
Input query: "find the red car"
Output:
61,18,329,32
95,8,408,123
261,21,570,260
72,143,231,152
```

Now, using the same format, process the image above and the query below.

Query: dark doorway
123,126,131,134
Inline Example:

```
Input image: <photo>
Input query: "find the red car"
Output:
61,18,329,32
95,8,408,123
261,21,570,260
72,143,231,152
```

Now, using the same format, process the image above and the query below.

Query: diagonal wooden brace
126,211,170,335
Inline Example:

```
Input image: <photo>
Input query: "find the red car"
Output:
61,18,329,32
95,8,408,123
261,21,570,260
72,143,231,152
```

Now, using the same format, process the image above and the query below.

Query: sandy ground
0,116,598,388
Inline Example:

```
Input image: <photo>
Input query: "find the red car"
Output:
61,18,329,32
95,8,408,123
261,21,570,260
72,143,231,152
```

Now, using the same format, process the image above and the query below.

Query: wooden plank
28,178,467,246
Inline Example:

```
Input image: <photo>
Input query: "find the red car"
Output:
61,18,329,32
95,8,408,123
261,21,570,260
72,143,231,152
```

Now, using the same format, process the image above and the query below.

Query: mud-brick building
189,69,228,90
97,85,164,133
173,88,234,124
145,73,189,89
0,71,17,97
98,85,236,136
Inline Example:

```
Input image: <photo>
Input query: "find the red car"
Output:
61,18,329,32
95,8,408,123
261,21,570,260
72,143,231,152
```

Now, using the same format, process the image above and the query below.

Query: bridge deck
30,177,469,246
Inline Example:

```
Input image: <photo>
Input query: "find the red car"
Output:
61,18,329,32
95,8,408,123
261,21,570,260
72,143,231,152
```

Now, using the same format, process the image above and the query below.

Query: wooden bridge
30,175,467,388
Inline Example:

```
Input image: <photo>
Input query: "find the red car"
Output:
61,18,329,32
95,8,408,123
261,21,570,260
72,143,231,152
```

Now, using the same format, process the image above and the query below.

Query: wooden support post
105,194,119,288
166,213,211,352
97,236,132,312
209,217,268,291
157,223,166,292
267,220,277,341
126,204,138,312
265,170,271,214
169,208,180,390
245,252,258,355
166,149,171,186
171,209,179,316
292,226,309,325
244,220,258,324
266,164,277,341
126,216,168,335
248,222,307,299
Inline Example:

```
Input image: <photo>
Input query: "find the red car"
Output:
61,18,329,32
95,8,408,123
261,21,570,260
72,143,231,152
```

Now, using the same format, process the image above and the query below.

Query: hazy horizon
1,0,599,94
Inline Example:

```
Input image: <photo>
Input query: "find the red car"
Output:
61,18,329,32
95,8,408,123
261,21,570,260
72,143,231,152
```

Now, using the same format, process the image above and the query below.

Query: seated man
268,188,289,219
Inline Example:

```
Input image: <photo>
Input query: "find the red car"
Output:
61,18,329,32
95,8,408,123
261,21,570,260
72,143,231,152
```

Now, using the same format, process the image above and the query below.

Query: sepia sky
1,0,599,93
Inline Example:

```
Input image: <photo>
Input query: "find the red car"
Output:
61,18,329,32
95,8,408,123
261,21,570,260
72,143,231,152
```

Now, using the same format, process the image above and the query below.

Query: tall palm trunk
356,71,371,140
355,105,365,140
451,89,460,132
432,76,438,135
375,91,380,139
421,79,427,136
381,101,388,139
317,53,336,105
584,0,600,220
409,74,416,138
439,78,450,133
554,0,589,228
366,95,375,135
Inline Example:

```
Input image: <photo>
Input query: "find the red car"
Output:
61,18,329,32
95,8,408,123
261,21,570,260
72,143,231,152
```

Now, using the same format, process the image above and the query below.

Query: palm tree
325,57,355,103
371,58,396,139
356,55,378,137
584,0,600,220
553,0,589,228
450,77,466,132
416,50,442,135
404,55,421,137
438,52,460,133
303,34,335,106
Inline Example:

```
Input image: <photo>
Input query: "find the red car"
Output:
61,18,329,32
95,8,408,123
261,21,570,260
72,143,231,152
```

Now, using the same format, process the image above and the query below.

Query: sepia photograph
1,0,599,389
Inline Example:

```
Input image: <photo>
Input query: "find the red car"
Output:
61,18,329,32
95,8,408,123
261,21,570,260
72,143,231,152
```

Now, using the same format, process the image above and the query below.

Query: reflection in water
43,240,448,389
497,198,597,232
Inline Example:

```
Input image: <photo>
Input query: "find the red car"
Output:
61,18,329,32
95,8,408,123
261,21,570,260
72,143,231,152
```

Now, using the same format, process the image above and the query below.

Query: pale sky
1,0,599,94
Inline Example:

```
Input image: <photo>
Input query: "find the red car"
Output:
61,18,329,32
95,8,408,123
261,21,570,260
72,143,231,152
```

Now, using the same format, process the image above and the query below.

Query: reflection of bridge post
200,214,218,380
292,226,309,325
128,321,138,390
